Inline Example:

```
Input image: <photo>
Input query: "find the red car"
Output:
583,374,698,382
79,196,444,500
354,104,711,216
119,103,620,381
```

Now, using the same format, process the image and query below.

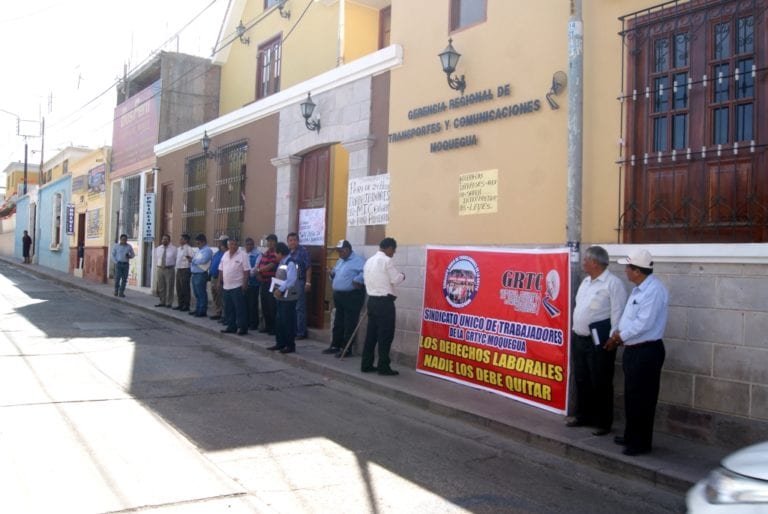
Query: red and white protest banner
417,247,571,413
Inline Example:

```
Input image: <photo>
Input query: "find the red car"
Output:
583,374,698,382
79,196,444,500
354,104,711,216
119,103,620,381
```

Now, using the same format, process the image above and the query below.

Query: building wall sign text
388,84,543,152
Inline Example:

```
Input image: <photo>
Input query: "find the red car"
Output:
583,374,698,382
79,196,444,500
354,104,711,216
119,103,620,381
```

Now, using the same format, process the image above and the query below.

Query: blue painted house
36,175,71,272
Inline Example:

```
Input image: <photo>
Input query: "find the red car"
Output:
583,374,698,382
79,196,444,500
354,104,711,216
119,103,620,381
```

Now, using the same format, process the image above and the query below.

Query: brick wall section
356,244,768,449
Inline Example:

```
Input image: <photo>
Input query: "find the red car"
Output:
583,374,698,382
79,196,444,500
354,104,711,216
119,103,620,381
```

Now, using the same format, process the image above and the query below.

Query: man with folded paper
566,246,627,436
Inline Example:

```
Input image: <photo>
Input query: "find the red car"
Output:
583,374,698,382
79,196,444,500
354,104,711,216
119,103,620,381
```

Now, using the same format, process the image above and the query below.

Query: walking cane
339,309,367,361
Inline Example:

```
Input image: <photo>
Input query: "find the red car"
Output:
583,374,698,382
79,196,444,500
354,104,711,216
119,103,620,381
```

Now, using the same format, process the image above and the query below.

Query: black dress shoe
279,347,295,354
566,419,588,428
378,368,399,376
164,305,172,308
592,428,611,436
188,311,197,315
180,307,189,312
172,306,182,310
194,313,206,317
237,329,248,335
335,350,352,358
221,328,237,334
295,335,307,340
118,293,126,298
321,347,341,354
155,303,166,307
267,345,281,351
361,366,378,373
622,446,650,456
209,315,222,320
613,436,626,446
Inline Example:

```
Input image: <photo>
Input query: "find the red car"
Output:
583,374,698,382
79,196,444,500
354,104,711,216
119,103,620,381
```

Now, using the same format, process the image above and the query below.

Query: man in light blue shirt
323,240,366,357
111,234,134,298
605,248,668,457
190,234,213,317
244,237,263,330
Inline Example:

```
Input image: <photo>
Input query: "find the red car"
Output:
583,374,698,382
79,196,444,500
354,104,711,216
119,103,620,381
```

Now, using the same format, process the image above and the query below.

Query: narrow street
0,262,684,513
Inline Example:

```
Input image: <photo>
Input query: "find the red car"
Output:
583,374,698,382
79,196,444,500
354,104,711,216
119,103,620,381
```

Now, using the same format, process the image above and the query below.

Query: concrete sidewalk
1,256,728,494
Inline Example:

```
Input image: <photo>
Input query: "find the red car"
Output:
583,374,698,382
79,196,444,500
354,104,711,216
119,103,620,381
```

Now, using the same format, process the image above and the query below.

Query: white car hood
722,442,768,481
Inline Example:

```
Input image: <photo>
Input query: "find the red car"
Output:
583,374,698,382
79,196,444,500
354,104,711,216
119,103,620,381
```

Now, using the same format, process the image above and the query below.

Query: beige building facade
154,0,768,447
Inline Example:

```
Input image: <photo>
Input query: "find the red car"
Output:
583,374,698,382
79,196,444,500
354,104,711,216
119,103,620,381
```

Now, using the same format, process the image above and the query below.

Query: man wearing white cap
604,248,668,456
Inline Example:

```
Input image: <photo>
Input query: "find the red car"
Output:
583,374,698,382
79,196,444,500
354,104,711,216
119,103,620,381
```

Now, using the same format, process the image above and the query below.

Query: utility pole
567,0,583,288
23,139,28,195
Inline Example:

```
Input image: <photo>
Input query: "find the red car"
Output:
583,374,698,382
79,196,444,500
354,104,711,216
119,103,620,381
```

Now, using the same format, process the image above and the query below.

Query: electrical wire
49,0,314,142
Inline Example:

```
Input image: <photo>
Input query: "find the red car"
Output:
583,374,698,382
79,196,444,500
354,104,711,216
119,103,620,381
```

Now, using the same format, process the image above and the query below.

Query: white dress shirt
153,243,177,268
363,250,405,297
572,269,627,336
176,243,194,269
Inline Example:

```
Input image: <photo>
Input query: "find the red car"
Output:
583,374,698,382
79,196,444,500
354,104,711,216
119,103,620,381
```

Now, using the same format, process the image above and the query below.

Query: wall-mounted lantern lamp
278,0,291,19
201,131,216,159
438,38,466,95
300,93,321,133
545,71,568,110
236,21,250,45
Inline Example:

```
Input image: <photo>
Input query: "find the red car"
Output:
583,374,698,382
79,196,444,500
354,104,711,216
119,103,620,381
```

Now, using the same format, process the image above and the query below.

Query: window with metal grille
122,175,141,240
214,141,248,242
182,156,207,238
257,36,281,100
619,0,766,243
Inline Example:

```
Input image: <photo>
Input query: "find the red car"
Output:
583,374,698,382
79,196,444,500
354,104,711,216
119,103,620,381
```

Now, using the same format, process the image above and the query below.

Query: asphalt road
0,262,685,513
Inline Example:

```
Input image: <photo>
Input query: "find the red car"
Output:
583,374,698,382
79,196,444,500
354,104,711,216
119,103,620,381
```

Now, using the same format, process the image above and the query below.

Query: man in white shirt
362,238,405,376
567,246,627,436
218,236,251,335
605,248,669,456
173,233,195,311
153,234,177,308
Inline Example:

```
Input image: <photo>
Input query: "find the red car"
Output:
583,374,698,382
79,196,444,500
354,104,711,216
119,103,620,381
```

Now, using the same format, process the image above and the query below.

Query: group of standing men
114,231,407,376
321,237,405,376
569,246,669,457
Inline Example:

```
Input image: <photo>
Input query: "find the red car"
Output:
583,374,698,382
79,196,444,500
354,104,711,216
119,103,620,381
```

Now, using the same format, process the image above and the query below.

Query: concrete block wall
358,244,768,449
649,261,768,449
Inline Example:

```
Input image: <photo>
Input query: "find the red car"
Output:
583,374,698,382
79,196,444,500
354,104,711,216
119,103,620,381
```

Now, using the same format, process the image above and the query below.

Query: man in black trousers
361,238,405,376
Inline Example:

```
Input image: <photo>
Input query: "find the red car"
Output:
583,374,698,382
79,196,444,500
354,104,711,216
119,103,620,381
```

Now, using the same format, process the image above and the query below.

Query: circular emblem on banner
545,269,561,300
443,256,480,308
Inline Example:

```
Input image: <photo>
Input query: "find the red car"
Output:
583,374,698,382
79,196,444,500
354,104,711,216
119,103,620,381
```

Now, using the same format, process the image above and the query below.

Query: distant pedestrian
257,234,278,335
268,242,299,354
111,234,135,297
567,246,627,436
361,238,405,376
22,230,32,263
218,236,250,335
323,239,365,357
189,234,212,317
605,249,668,456
173,233,194,311
208,236,228,321
244,237,262,331
154,234,177,308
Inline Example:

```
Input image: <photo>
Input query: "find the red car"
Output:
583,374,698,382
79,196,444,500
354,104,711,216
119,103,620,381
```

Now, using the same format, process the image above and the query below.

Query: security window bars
182,155,207,238
619,0,766,243
214,141,247,242
122,175,141,240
